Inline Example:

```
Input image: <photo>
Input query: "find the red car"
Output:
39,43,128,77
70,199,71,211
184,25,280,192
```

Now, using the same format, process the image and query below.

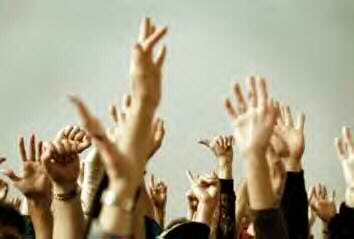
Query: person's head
0,201,26,239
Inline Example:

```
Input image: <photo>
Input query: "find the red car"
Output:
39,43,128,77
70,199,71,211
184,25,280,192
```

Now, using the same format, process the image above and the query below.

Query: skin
41,127,90,239
274,105,306,172
225,76,277,210
71,17,168,237
335,127,354,207
2,135,53,239
148,175,167,229
186,171,220,227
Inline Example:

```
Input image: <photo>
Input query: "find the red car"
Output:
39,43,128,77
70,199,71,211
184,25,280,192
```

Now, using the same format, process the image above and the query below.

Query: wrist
195,202,215,226
217,164,233,179
53,183,78,195
284,158,302,172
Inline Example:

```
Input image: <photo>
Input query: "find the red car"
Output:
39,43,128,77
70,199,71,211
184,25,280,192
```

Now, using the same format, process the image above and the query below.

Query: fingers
141,27,168,52
0,157,5,164
4,170,21,182
198,139,211,148
122,94,132,112
29,134,36,161
151,174,155,188
109,104,119,124
283,105,294,127
18,137,27,162
247,76,257,107
335,137,346,158
256,77,268,108
37,141,43,161
139,17,151,43
155,45,167,68
343,127,353,153
233,83,247,114
296,114,306,132
186,170,195,184
224,98,237,119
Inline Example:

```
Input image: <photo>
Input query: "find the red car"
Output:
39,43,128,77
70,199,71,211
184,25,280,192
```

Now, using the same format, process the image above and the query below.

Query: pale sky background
0,0,353,237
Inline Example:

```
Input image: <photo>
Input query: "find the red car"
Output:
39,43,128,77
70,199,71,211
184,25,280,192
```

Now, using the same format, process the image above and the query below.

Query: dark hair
0,201,26,235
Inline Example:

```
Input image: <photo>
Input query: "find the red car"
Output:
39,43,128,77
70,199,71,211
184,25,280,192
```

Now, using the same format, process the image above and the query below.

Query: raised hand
225,76,277,157
186,189,199,220
186,171,220,204
148,174,167,228
186,171,220,226
149,175,167,210
309,184,336,223
130,17,168,108
274,104,305,172
308,187,318,231
109,97,166,159
199,135,234,164
335,127,354,187
55,125,91,153
42,140,81,194
3,135,51,202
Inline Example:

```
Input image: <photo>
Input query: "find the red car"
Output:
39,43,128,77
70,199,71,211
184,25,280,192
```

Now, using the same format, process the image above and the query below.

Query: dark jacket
281,171,309,239
328,202,354,239
254,208,289,239
217,179,236,239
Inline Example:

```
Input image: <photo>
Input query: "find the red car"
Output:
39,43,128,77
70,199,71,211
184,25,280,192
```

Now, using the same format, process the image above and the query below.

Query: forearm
254,208,289,239
28,200,53,239
52,186,85,239
245,152,275,210
216,158,233,180
120,100,155,160
100,205,134,236
195,203,215,227
153,208,166,229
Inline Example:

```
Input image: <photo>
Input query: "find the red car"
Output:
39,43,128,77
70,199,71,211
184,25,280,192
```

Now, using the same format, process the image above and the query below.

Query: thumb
198,139,211,148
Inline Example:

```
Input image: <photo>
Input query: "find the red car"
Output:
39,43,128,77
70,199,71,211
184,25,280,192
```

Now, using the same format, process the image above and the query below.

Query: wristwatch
101,189,137,212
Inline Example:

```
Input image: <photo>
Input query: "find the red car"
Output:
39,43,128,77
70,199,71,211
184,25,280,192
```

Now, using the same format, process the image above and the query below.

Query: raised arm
3,135,53,239
199,135,236,239
71,17,168,238
274,104,309,239
148,175,167,229
42,129,90,239
224,76,288,239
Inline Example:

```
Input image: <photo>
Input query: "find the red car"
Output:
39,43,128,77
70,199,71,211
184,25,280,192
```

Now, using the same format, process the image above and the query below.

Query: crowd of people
0,17,353,239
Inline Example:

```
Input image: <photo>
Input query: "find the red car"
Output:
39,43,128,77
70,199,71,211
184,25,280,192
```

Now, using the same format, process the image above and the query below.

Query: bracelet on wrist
53,187,79,202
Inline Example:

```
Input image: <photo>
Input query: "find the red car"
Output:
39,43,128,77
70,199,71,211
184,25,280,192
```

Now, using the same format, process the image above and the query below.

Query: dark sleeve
216,179,236,239
253,208,289,239
280,171,309,239
328,202,354,239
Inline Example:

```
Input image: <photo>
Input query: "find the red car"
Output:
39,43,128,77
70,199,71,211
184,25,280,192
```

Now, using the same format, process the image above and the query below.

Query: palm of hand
315,200,337,222
235,109,274,154
275,125,304,160
45,155,80,187
16,161,51,198
152,190,167,208
130,57,162,104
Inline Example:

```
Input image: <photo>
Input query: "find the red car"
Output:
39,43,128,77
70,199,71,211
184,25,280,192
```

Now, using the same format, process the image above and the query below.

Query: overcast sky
0,0,353,236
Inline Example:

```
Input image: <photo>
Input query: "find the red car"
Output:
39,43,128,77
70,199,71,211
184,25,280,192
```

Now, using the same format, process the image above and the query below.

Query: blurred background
0,0,353,236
